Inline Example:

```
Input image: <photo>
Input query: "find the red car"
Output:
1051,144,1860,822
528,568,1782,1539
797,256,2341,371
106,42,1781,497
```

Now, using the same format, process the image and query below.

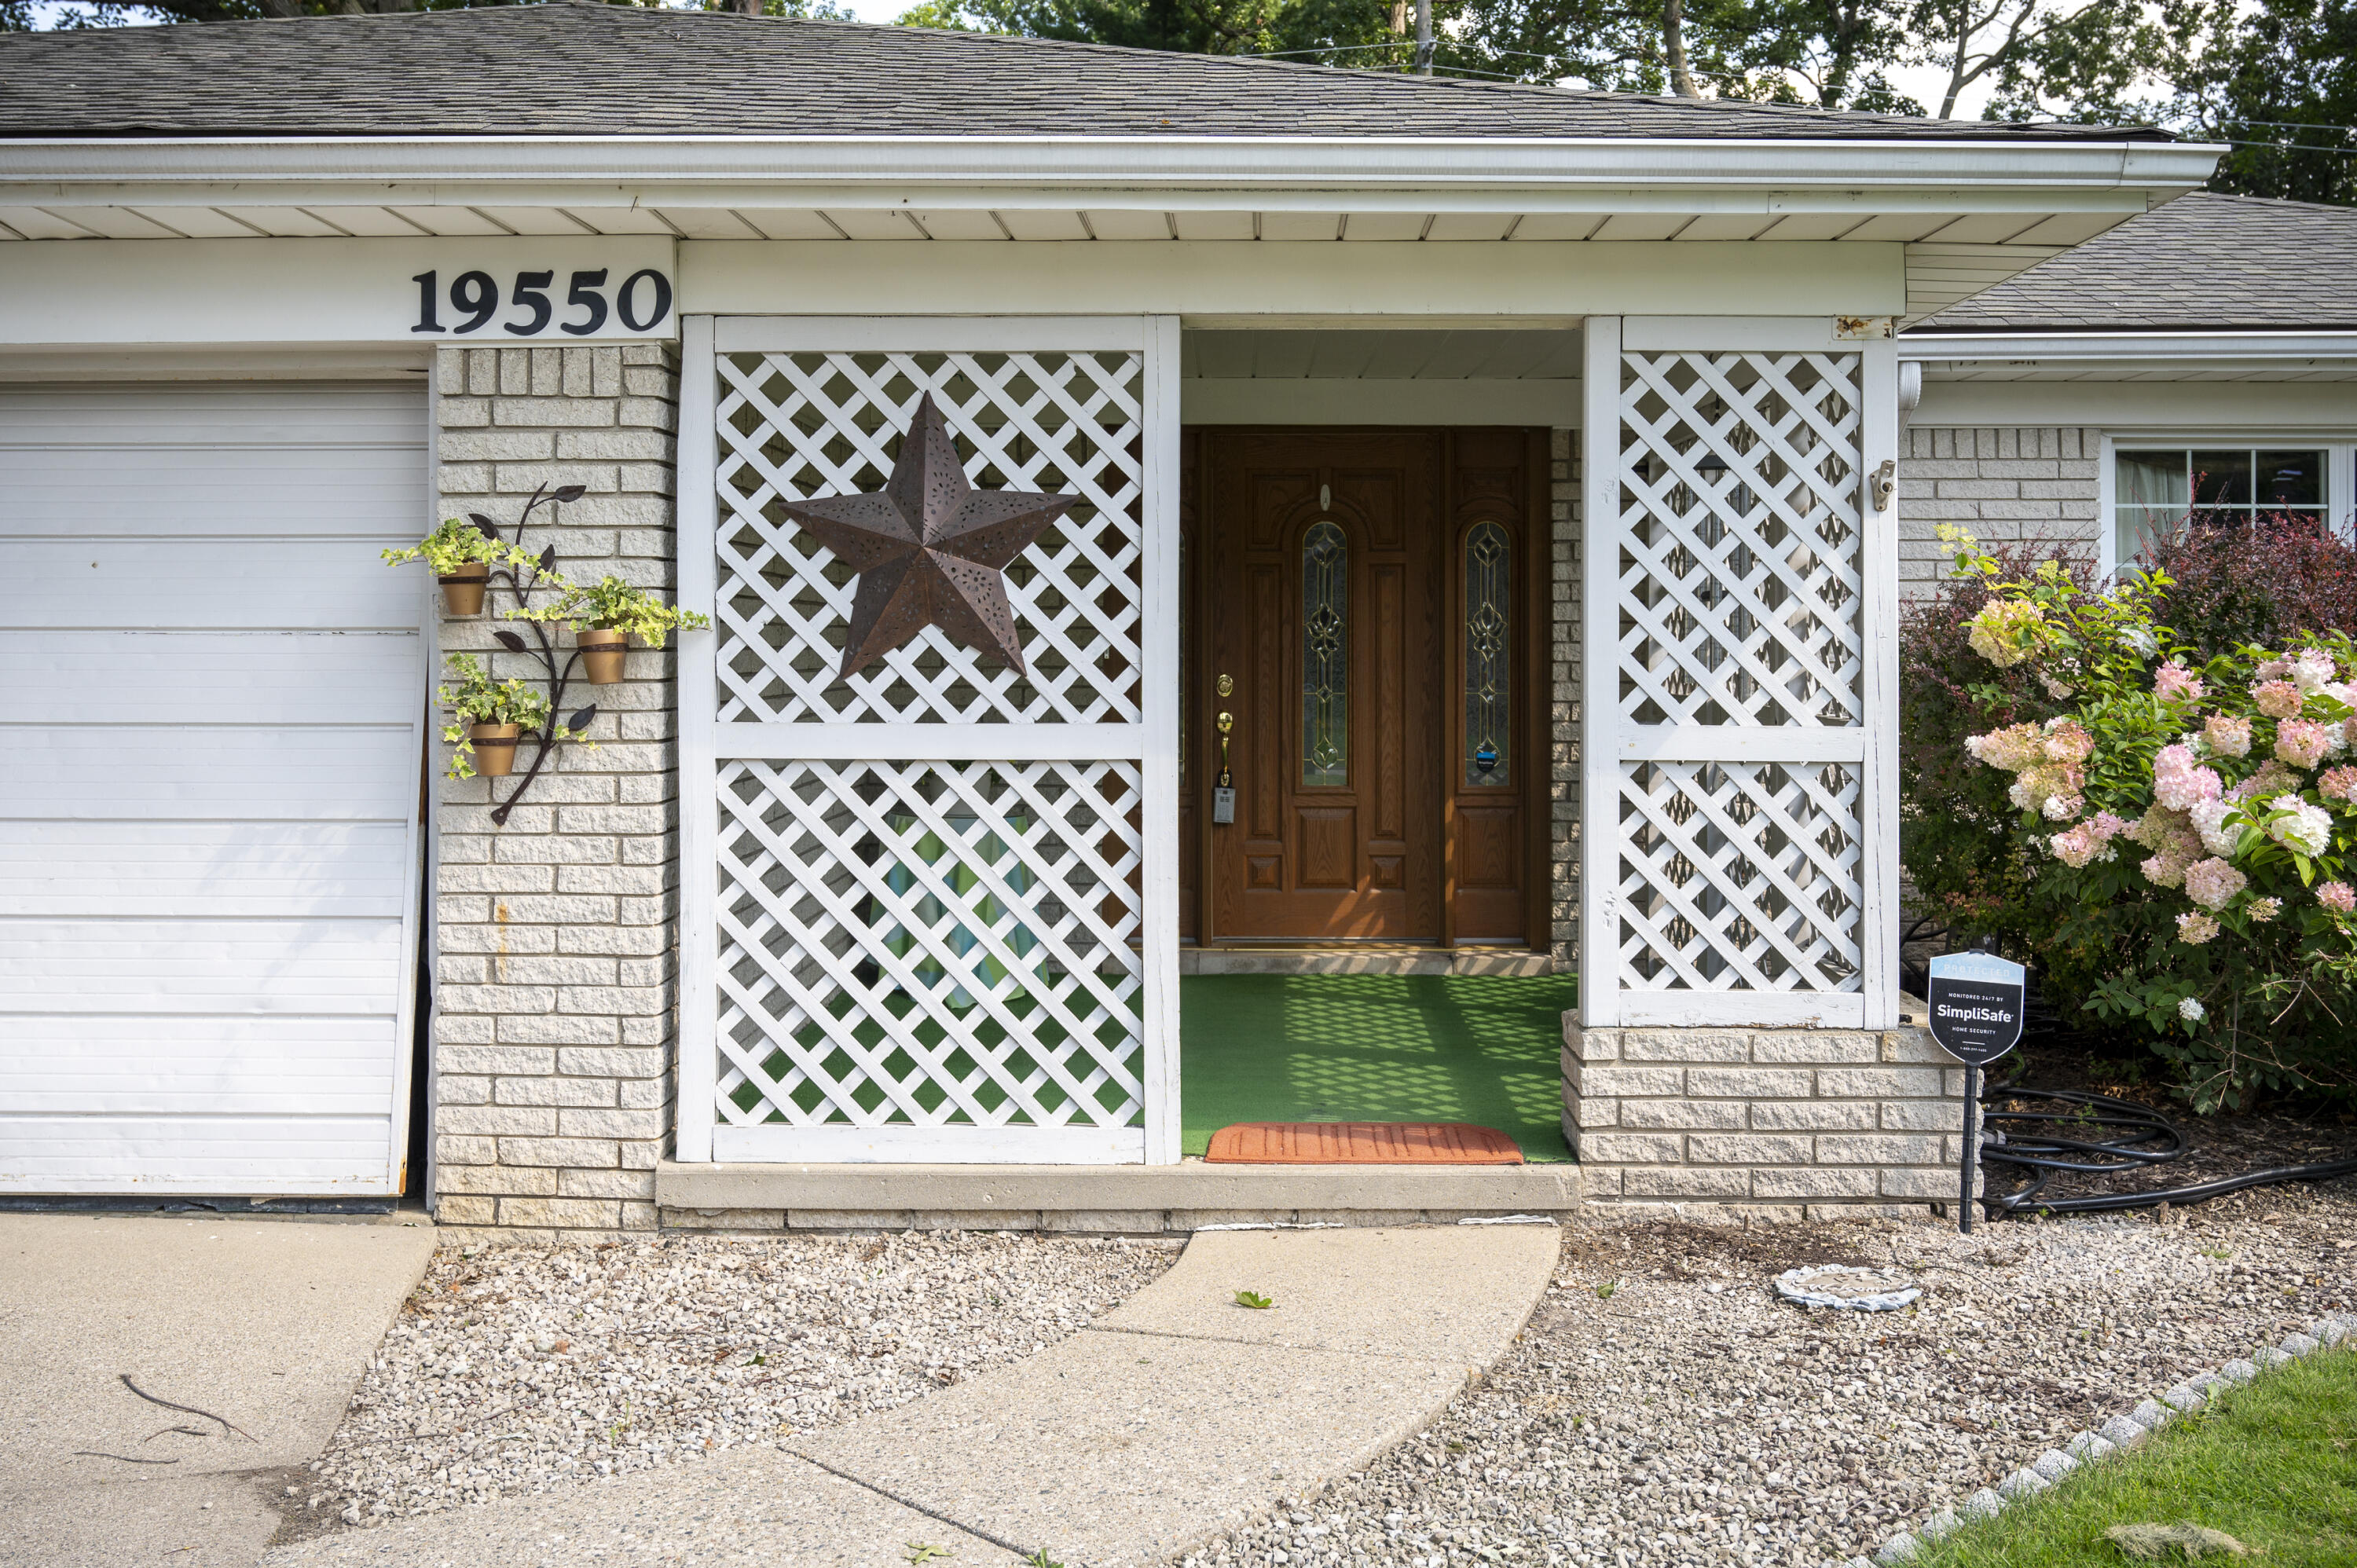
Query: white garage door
0,381,428,1196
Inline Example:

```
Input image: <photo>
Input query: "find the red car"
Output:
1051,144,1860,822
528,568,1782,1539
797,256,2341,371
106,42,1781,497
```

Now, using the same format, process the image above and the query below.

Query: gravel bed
299,1230,1176,1529
1184,1178,2357,1568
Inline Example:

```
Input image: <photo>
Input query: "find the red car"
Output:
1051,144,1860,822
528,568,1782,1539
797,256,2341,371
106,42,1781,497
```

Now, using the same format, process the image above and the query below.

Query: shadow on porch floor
1179,973,1578,1163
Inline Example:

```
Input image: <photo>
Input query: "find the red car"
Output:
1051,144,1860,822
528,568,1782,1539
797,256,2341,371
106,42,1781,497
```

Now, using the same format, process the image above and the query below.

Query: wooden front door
1181,428,1548,947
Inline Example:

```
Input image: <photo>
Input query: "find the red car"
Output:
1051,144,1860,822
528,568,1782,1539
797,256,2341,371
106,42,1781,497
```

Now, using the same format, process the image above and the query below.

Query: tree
2175,0,2357,204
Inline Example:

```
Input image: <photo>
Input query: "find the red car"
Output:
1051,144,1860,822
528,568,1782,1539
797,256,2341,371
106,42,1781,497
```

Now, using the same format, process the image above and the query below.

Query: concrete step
655,1156,1582,1235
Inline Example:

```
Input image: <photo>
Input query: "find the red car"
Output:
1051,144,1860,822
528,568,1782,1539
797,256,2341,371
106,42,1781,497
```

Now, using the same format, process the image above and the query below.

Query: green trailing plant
508,573,710,647
436,653,590,781
381,515,528,577
1232,1290,1274,1310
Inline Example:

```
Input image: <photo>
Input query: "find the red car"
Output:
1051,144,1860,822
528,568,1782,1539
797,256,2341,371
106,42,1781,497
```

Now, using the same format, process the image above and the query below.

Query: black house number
409,268,673,337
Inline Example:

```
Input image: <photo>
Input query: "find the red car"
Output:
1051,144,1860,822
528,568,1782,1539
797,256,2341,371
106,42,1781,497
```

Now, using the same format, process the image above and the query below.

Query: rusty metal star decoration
782,394,1078,679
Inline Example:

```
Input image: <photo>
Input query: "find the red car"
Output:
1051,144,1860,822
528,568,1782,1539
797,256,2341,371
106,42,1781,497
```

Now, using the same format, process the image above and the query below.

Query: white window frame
2097,433,2357,581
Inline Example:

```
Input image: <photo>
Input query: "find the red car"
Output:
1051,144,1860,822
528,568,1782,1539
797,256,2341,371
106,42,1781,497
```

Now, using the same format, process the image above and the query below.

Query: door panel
1204,431,1442,941
1442,430,1546,944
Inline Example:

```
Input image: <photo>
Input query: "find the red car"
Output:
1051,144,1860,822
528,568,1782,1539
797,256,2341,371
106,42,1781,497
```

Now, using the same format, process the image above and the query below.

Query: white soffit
0,134,2220,245
1181,328,1585,380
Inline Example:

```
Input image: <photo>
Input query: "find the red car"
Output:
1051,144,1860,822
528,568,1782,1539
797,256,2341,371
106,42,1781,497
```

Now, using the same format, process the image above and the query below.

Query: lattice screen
1583,321,1896,1028
683,321,1175,1163
713,350,1143,726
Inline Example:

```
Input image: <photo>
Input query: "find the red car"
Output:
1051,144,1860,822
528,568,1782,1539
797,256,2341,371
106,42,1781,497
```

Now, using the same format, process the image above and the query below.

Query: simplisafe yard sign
1926,951,2025,1065
1926,950,2025,1235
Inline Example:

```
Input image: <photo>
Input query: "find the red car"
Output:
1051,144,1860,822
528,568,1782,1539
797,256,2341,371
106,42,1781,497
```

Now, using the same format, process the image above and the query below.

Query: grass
1914,1343,2357,1568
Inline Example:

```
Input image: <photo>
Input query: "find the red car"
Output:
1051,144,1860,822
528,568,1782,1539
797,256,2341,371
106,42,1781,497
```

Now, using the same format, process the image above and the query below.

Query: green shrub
1901,522,2357,1108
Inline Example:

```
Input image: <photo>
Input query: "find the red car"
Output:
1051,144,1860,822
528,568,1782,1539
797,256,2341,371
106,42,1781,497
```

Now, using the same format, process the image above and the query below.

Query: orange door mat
1203,1122,1524,1165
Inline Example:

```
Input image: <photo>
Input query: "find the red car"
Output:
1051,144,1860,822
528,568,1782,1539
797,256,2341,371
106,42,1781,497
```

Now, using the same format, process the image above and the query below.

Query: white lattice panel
714,759,1145,1134
1616,760,1861,991
714,349,1144,726
680,317,1179,1165
1616,350,1863,727
1582,319,1898,1029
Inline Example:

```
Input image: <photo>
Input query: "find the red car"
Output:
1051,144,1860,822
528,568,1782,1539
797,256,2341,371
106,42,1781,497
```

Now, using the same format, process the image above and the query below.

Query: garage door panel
0,917,405,1017
0,632,421,724
2,1016,397,1116
0,383,427,446
0,1114,397,1193
4,726,417,820
2,445,428,537
5,539,421,628
0,824,412,918
0,379,424,1196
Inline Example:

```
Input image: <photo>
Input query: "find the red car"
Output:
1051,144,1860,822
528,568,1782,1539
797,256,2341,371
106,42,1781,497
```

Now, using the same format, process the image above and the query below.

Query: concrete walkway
0,1211,438,1568
266,1222,1560,1568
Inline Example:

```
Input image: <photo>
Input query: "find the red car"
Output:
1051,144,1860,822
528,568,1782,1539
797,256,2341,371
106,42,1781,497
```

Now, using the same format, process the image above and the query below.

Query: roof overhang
1901,329,2357,384
0,133,2224,211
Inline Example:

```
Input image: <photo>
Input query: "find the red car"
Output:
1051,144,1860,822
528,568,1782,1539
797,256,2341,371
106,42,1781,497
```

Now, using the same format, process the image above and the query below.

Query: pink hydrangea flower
2255,657,2293,683
2319,765,2357,802
2276,718,2336,769
2255,680,2304,720
1964,723,2042,772
2047,812,2128,868
2183,857,2249,911
2227,759,2300,804
2203,714,2253,758
2249,897,2282,922
2154,661,2205,705
2176,911,2220,945
2293,648,2337,694
2152,745,2223,811
2319,881,2356,915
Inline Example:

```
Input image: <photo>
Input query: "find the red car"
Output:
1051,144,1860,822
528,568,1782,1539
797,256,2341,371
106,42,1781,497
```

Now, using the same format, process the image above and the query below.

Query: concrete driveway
0,1211,435,1568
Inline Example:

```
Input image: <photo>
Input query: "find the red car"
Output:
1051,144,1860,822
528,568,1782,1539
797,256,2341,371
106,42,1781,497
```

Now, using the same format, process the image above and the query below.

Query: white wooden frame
1581,317,1898,1031
676,315,1181,1165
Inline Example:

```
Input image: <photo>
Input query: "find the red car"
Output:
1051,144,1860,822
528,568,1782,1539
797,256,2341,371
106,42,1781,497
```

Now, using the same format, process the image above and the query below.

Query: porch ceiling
1181,328,1583,380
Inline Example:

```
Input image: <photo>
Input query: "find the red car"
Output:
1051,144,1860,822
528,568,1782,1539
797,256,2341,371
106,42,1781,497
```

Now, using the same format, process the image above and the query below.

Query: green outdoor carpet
1179,973,1578,1162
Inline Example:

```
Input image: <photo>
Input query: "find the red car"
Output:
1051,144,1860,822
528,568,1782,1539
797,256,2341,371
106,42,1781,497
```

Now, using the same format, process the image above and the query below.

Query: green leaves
1594,1280,1618,1300
1233,1290,1274,1310
507,574,711,647
382,516,528,577
904,1544,955,1565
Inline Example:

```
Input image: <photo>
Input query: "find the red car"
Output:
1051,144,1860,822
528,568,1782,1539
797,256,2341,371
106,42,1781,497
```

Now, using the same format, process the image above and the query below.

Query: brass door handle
1214,674,1234,788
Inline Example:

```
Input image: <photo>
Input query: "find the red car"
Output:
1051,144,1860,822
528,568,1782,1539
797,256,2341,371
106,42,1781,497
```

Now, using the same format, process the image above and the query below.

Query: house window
2114,446,2329,566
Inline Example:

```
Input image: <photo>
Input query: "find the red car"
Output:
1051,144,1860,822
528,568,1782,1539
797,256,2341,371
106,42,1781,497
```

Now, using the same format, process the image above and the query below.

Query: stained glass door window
1301,520,1348,787
1463,521,1511,786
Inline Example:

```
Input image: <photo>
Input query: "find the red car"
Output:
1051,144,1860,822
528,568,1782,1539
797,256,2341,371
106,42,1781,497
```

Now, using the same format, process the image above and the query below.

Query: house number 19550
409,268,673,337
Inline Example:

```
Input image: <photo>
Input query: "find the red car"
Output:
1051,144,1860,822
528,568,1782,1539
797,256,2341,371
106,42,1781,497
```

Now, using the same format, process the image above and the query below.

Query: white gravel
1184,1181,2357,1568
301,1230,1175,1528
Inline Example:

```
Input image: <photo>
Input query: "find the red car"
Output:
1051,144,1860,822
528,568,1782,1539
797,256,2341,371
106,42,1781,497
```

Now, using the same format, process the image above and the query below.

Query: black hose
1977,1081,2357,1218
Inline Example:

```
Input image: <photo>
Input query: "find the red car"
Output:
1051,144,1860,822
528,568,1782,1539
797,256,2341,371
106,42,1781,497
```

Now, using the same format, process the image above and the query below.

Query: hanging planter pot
469,722,522,779
576,627,629,686
438,562,492,617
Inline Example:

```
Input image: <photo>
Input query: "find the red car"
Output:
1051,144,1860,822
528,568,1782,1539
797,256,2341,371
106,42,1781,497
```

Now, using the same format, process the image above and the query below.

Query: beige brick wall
1900,425,2102,595
1562,1020,1968,1209
1549,428,1581,973
428,343,682,1240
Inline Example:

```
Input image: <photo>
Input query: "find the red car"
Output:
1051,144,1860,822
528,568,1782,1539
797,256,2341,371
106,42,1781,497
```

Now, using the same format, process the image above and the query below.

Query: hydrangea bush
1938,526,2357,1108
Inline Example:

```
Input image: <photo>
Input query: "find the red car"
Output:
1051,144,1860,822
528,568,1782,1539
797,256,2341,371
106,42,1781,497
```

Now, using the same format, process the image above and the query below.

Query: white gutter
0,134,2227,203
1901,331,2357,361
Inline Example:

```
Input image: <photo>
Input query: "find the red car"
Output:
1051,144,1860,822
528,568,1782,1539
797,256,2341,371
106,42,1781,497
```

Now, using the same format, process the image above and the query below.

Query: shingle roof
0,3,2172,142
1913,192,2357,332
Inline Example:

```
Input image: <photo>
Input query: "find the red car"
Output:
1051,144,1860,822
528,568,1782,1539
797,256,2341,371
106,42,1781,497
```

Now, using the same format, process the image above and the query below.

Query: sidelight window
1463,522,1511,787
1301,520,1349,787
